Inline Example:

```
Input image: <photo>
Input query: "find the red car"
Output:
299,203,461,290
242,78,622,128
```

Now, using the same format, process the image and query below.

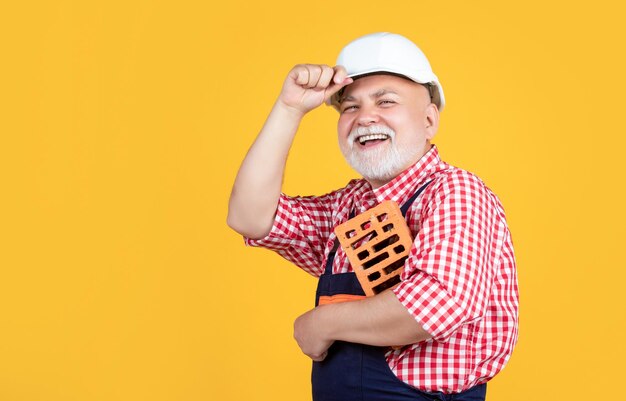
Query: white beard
340,125,418,184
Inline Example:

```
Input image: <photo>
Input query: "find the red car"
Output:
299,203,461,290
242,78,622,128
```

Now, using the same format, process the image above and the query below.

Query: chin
348,157,405,183
344,146,417,183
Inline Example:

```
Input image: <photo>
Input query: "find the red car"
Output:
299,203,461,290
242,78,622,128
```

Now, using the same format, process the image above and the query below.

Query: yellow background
1,1,625,400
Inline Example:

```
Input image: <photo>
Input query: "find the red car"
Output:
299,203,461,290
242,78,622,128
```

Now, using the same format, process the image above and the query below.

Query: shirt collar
372,145,443,205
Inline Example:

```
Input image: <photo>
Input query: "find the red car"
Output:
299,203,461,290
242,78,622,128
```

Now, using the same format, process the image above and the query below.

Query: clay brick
334,201,413,296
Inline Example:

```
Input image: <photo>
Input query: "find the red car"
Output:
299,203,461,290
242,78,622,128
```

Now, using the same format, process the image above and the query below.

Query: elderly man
227,32,518,401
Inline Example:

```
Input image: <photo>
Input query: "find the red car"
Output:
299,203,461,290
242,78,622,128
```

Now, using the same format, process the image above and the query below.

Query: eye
341,104,359,113
378,99,396,106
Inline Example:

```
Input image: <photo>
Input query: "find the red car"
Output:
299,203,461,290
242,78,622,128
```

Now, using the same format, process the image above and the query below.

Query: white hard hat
331,32,445,111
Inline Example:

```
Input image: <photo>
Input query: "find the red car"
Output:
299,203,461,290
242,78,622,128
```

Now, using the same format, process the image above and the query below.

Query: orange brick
334,201,413,297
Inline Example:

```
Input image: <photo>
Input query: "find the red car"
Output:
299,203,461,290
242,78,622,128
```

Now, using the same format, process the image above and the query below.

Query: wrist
315,303,345,342
274,99,307,120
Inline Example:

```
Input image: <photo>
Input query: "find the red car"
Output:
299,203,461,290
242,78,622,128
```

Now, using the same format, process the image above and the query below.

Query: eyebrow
340,88,399,103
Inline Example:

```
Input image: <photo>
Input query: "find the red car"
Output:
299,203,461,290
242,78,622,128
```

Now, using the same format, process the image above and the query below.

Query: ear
424,103,440,140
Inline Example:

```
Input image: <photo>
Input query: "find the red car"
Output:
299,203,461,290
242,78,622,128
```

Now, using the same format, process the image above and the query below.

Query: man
227,32,518,401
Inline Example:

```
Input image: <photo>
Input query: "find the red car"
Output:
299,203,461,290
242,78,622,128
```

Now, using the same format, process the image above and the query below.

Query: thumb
324,76,353,106
324,65,353,105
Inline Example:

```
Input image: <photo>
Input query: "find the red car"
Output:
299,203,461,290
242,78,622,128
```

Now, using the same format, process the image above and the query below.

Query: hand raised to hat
227,65,352,241
278,64,352,116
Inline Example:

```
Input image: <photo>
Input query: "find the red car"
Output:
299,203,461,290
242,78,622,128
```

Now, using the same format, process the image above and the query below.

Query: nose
356,104,379,126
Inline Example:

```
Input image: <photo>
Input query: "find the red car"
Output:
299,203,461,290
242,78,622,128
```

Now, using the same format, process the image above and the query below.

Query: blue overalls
311,181,487,401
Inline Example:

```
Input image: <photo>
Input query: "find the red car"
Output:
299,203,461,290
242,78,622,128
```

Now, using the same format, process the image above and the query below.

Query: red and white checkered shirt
246,146,519,393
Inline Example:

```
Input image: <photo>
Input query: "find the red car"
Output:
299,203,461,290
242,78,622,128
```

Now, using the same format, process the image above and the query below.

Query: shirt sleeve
245,191,336,277
393,170,503,342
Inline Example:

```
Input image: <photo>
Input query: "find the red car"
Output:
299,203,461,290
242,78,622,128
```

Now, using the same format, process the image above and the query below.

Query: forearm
227,102,304,239
295,290,431,356
326,290,431,346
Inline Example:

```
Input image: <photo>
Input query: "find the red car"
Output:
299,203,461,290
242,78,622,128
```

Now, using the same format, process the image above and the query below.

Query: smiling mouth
357,133,390,146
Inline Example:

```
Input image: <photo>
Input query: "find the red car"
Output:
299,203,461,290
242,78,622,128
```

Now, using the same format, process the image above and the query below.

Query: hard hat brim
329,69,445,112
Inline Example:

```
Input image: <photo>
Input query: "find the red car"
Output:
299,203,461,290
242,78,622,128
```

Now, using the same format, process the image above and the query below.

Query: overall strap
400,179,433,216
323,179,433,276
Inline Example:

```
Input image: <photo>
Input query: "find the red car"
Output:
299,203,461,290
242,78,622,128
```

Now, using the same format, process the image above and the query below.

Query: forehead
341,74,420,98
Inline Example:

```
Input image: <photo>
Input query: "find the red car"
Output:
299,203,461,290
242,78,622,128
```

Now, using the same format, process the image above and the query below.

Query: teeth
357,134,389,145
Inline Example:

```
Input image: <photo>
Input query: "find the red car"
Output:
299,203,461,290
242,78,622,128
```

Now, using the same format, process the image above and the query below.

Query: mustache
347,125,396,145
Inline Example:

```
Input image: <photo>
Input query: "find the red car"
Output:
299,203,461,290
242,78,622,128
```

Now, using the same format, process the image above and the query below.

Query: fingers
292,64,351,91
310,350,328,362
292,64,330,89
324,65,353,98
293,309,334,361
292,65,311,86
282,64,353,112
332,65,350,85
317,66,335,89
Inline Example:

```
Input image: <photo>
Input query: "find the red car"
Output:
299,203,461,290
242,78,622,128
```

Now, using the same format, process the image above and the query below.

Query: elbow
226,210,250,237
226,196,248,236
227,192,276,239
226,212,240,234
226,210,271,240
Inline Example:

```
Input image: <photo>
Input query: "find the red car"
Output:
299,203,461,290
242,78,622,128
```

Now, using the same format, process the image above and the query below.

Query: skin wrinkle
341,88,400,104
337,75,437,188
